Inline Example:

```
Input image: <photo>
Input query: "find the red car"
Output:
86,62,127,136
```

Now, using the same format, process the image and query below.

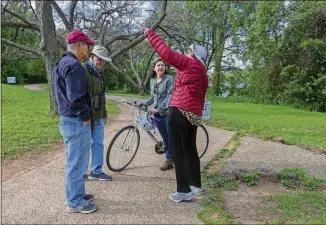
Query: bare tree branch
96,2,128,23
99,20,110,45
28,0,39,20
129,49,141,85
105,33,140,48
207,26,217,69
50,0,73,31
158,25,186,52
143,51,156,85
10,27,20,41
2,1,9,10
1,21,40,31
69,0,78,27
16,52,43,60
2,7,38,28
109,62,139,89
57,38,66,50
150,1,168,30
109,0,167,60
1,38,44,59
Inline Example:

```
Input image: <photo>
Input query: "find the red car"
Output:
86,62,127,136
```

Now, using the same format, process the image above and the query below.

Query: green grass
2,84,119,158
278,168,326,191
106,102,118,114
263,191,326,224
105,102,119,123
39,83,49,90
208,100,326,148
2,84,60,157
197,193,236,225
198,134,241,224
241,171,261,186
107,89,150,99
36,85,149,100
203,134,241,172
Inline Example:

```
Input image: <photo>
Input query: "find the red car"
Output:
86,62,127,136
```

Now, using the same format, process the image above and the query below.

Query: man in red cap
52,30,97,213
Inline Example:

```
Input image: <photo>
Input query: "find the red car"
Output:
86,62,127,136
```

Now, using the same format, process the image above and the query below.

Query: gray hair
67,43,77,51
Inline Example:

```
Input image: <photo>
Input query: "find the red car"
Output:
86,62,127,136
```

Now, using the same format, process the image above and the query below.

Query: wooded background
2,1,325,113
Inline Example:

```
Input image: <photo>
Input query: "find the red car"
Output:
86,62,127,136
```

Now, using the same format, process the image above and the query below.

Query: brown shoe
160,160,174,171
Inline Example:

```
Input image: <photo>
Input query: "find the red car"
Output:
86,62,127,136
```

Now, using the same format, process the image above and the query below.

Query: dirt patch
222,182,293,224
1,101,132,182
1,142,65,182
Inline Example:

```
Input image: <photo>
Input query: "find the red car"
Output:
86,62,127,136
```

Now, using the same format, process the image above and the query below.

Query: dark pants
154,114,172,160
168,107,201,193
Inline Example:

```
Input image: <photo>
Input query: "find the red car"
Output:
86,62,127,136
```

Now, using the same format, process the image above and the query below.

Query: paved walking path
224,136,326,178
2,90,235,224
23,83,47,92
3,84,324,224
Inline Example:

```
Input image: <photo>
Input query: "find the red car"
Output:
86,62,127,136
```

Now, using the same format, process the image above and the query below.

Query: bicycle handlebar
121,99,147,111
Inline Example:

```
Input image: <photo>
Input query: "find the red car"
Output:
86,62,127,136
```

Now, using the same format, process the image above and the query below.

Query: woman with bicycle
143,27,208,203
141,58,174,171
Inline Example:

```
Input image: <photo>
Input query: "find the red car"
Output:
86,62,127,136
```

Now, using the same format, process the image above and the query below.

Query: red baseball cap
66,30,96,45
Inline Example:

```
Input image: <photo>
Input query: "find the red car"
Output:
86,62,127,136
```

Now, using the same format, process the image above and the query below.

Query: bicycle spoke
107,126,140,171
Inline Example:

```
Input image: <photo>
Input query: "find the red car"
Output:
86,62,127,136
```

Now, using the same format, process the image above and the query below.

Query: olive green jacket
82,61,107,119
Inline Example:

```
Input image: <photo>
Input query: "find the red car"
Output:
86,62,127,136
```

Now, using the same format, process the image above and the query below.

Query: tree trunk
36,1,59,114
139,87,145,96
213,2,231,96
213,30,226,96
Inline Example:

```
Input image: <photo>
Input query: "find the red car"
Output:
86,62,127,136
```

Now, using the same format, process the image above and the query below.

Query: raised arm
144,29,191,71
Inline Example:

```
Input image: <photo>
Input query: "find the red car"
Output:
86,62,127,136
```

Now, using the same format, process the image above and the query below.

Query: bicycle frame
122,99,160,144
106,99,209,171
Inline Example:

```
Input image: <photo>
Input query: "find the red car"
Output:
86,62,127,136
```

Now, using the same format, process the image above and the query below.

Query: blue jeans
90,118,104,174
154,114,172,160
59,116,91,208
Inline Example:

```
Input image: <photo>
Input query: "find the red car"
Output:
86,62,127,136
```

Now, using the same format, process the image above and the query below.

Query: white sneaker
168,191,195,203
190,186,204,196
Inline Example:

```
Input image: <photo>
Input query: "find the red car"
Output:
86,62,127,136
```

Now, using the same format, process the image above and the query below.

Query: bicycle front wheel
106,125,140,172
197,124,209,158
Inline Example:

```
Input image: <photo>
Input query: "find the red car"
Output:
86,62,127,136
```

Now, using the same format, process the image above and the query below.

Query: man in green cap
83,46,112,181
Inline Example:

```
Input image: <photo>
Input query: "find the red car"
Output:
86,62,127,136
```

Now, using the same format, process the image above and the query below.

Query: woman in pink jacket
143,27,208,202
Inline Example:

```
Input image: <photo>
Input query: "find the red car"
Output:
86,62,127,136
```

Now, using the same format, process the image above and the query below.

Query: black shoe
64,194,94,206
84,194,94,202
88,172,113,181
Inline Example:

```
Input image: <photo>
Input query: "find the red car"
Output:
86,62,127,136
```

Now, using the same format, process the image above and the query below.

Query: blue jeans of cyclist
154,114,172,161
90,118,105,174
59,116,91,208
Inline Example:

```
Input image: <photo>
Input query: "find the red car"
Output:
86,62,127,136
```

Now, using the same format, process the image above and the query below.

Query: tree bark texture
36,1,59,114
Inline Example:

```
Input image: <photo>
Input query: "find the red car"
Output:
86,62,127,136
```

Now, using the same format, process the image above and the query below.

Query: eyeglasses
80,41,88,46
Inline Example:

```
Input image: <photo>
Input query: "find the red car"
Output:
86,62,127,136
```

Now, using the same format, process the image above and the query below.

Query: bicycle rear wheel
106,125,140,172
197,124,209,158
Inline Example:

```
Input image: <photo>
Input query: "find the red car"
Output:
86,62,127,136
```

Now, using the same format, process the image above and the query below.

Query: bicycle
106,99,209,172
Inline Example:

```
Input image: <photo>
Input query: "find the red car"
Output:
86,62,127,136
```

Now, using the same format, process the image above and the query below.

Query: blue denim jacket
145,74,173,116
